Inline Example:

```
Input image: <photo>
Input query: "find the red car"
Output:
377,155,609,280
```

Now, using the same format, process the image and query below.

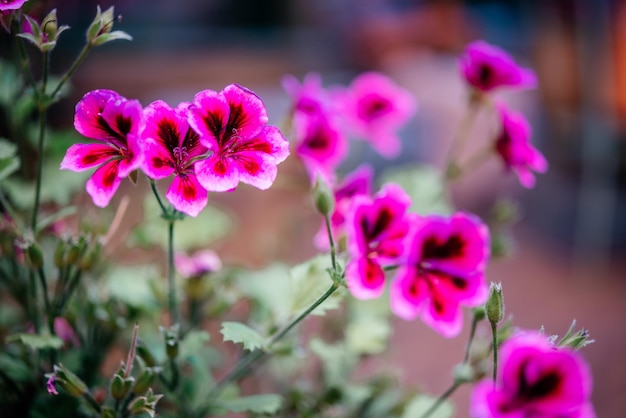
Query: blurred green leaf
104,265,160,311
0,139,17,159
6,333,64,350
179,330,211,359
216,394,283,414
346,316,391,355
402,394,454,418
380,165,451,215
220,321,265,351
0,157,19,182
310,338,357,386
288,254,345,317
130,193,231,250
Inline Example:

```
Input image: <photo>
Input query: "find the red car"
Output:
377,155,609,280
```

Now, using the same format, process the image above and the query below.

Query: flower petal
142,139,175,179
390,267,428,320
166,173,208,217
222,84,268,139
345,256,386,299
85,160,122,207
194,154,240,192
234,151,279,190
60,143,118,172
189,89,230,150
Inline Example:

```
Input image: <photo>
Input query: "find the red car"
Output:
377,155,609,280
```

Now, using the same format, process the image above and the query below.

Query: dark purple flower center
97,112,132,150
478,64,494,88
361,208,393,241
422,234,464,261
359,96,392,121
304,126,330,150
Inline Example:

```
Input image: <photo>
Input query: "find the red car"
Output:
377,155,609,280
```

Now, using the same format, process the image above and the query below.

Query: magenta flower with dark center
495,104,548,188
460,40,537,94
141,100,209,217
294,111,348,183
344,184,411,299
390,212,490,337
471,332,596,418
314,164,373,250
282,72,329,117
188,84,289,192
0,0,28,11
61,89,144,208
338,72,417,158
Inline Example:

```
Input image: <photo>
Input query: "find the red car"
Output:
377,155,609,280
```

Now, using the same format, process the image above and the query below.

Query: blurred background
5,0,626,416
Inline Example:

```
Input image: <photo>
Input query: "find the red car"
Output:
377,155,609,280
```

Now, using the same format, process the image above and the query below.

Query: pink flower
61,89,144,207
141,100,209,217
282,72,329,116
495,104,548,188
175,249,222,278
0,0,27,11
188,84,290,192
390,212,490,337
53,317,80,348
314,164,374,250
459,40,537,93
344,184,412,299
46,375,58,395
338,72,417,158
471,332,596,418
293,112,348,183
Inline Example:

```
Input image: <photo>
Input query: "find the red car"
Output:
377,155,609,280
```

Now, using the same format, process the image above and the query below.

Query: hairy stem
491,321,498,386
463,312,480,364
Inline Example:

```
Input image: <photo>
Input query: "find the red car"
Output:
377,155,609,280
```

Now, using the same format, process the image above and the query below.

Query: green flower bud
485,282,504,325
133,369,155,395
453,363,475,383
86,6,133,47
135,344,156,368
53,364,88,398
79,241,101,271
100,407,115,418
110,373,126,401
165,338,178,359
558,320,594,350
53,239,67,268
26,242,44,269
313,176,335,216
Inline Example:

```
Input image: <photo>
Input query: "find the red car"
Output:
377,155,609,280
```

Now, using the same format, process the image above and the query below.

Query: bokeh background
8,0,626,416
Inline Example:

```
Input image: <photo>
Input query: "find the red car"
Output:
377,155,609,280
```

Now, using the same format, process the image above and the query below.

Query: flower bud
86,6,132,47
52,364,88,398
165,338,178,359
313,176,335,216
53,239,67,268
100,407,115,418
129,389,163,418
135,344,156,368
558,320,594,350
132,369,155,395
453,363,475,383
110,373,126,401
26,242,44,269
485,282,504,325
79,240,101,271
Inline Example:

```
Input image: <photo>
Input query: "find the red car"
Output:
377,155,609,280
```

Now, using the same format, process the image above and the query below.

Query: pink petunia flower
344,183,412,299
188,84,290,192
459,40,537,94
337,72,417,158
293,112,348,184
314,164,374,250
61,89,144,207
390,212,490,337
141,100,209,217
495,104,548,188
175,249,222,278
471,331,596,418
0,0,28,11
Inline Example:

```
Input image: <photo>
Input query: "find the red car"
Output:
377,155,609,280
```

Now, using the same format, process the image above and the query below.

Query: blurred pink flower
175,249,222,278
188,84,289,192
141,100,209,217
54,317,80,348
459,40,537,93
61,89,144,207
46,375,58,395
338,72,417,158
471,331,595,418
282,72,329,117
390,212,490,337
0,0,27,11
314,164,374,249
495,104,548,188
344,184,411,299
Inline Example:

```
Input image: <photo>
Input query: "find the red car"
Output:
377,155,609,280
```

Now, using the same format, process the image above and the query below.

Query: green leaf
402,394,454,418
310,338,357,386
129,193,231,250
216,394,282,414
380,165,451,215
178,330,211,359
6,333,64,350
220,321,265,351
288,255,345,317
0,157,19,182
346,316,391,355
0,139,17,159
104,265,160,311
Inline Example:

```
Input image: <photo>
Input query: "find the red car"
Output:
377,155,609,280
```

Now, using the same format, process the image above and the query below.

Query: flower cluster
336,174,490,337
471,331,596,417
283,72,417,182
61,85,290,216
458,40,547,188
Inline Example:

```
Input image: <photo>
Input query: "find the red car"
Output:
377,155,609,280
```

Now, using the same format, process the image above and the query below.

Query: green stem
83,391,102,414
463,312,480,364
31,103,47,231
167,220,178,325
323,213,337,272
417,381,462,418
14,19,37,90
28,270,40,333
0,189,23,231
36,267,54,334
445,97,481,180
150,179,168,214
50,44,92,99
491,321,498,386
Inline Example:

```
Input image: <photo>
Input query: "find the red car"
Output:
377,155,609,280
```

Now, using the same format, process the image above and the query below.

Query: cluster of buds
18,9,69,52
53,235,102,272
